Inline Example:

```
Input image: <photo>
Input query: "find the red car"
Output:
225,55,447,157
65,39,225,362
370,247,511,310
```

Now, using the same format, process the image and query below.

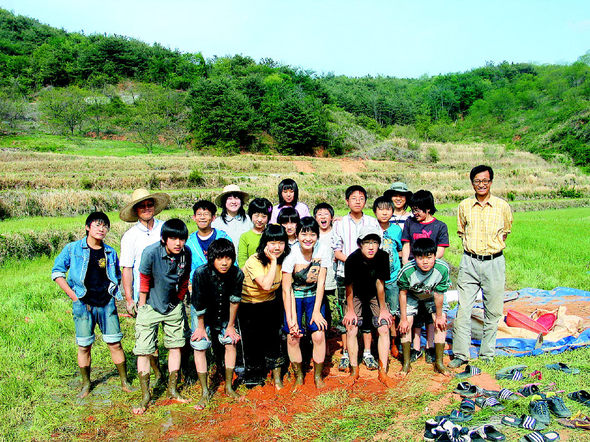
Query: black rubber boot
292,362,304,385
434,343,451,376
77,366,91,398
314,362,325,389
401,342,411,375
115,361,136,392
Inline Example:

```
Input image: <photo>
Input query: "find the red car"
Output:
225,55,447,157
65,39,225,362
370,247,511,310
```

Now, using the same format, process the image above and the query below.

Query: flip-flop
519,431,560,442
496,365,527,380
546,363,580,375
501,414,547,430
482,387,521,401
557,411,590,430
453,382,482,398
567,390,590,405
455,364,482,379
459,398,476,414
478,424,506,441
475,396,505,411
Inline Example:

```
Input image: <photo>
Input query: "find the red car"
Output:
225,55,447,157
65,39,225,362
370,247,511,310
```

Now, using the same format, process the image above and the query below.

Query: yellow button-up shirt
457,195,513,256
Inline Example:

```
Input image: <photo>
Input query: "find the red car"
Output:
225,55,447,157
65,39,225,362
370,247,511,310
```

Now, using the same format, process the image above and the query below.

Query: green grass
0,134,186,156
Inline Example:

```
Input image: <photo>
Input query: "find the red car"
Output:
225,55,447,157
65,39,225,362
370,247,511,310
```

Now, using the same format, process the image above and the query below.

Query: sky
1,0,589,78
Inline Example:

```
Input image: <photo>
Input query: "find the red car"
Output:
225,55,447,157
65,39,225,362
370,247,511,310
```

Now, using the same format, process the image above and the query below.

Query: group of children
52,178,453,413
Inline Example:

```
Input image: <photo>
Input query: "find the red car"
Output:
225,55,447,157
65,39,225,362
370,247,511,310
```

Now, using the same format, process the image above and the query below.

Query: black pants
239,299,284,383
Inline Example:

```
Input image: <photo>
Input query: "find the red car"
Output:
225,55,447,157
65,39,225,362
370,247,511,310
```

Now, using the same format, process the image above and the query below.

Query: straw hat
214,184,249,207
119,188,170,222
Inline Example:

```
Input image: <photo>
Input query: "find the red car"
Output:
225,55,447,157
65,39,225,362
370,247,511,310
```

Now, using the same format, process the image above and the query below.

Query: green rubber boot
292,362,304,385
77,366,91,398
314,362,325,388
401,342,411,375
115,361,136,393
434,343,451,376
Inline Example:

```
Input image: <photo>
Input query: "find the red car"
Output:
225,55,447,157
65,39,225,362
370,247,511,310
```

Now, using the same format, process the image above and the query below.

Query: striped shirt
397,259,451,301
457,195,513,256
331,213,380,277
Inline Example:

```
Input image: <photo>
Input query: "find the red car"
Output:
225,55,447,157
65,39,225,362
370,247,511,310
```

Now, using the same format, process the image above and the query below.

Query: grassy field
0,135,589,439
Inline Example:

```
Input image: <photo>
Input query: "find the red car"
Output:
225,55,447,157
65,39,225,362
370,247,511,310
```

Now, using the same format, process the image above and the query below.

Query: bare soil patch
293,160,315,173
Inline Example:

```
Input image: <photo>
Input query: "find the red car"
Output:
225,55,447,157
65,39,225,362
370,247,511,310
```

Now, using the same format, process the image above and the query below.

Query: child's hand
264,245,277,262
342,310,358,327
434,315,447,332
378,309,393,327
191,327,209,342
224,325,241,344
288,319,302,337
125,300,137,317
310,311,327,331
398,318,410,335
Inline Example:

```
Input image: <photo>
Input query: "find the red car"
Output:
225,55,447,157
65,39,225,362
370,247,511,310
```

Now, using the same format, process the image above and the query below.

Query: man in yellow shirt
450,165,513,367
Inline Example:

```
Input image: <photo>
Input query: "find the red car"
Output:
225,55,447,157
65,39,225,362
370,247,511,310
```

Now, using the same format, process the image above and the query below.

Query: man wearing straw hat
119,188,171,382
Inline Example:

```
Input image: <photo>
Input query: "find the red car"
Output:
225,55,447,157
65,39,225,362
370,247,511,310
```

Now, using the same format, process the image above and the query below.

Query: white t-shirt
317,230,337,290
282,242,331,274
119,218,163,302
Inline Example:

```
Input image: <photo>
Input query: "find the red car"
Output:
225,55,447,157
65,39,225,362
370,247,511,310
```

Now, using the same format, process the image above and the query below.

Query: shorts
189,305,236,351
282,295,326,335
133,303,186,355
72,297,123,347
385,280,400,316
352,296,387,333
405,295,449,317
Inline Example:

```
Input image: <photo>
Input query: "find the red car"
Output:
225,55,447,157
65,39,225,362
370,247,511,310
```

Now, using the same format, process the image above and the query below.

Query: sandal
475,396,505,411
519,431,560,442
478,424,506,441
482,387,520,401
557,410,590,430
453,382,482,398
546,363,580,375
459,398,475,414
436,408,473,423
567,390,590,405
496,365,527,380
519,384,542,397
501,414,546,430
455,364,482,379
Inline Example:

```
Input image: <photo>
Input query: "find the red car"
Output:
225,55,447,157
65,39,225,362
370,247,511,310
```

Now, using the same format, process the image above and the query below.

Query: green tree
39,85,88,135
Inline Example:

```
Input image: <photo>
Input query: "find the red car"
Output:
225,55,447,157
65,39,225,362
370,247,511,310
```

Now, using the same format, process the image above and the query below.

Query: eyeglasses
136,201,155,209
472,179,491,185
90,222,109,231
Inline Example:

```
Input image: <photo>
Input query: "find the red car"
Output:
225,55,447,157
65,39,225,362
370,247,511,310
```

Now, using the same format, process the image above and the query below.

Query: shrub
558,186,583,198
506,191,516,201
427,146,440,163
188,168,204,186
80,177,93,190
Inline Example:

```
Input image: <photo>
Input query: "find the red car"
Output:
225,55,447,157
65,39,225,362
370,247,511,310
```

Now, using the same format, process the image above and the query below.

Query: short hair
313,202,334,218
192,200,217,216
248,197,273,218
161,218,188,242
296,216,320,236
410,190,437,215
470,165,494,182
278,178,299,207
277,206,300,225
256,224,290,266
207,238,236,268
85,211,110,236
372,196,394,213
411,238,437,257
345,185,367,200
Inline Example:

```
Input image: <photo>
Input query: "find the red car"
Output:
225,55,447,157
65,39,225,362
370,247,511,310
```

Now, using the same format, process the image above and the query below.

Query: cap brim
119,193,170,222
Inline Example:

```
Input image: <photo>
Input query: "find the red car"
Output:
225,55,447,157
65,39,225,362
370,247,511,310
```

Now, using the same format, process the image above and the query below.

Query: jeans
72,297,123,347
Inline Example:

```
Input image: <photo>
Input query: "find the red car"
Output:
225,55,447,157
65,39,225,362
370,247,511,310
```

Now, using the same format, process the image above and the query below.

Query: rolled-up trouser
452,253,505,361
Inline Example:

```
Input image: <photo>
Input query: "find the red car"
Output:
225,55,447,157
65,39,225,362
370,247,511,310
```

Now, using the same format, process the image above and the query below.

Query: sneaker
529,395,551,425
425,348,435,364
547,394,572,418
363,353,379,370
410,348,424,363
448,358,468,369
338,355,350,372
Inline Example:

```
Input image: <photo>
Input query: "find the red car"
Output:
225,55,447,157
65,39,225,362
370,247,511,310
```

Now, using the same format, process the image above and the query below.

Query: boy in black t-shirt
52,212,133,399
342,225,394,385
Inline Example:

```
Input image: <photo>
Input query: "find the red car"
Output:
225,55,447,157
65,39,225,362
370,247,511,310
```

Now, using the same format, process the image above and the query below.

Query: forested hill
0,8,589,169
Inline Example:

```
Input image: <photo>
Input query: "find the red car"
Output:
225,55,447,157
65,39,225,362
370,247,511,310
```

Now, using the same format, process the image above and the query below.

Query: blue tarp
446,287,590,358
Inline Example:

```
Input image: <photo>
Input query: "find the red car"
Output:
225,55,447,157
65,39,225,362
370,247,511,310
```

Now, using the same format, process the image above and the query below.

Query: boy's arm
334,250,347,263
376,279,393,325
191,314,209,342
310,267,328,330
433,292,446,331
436,246,446,259
342,284,357,326
398,289,409,334
224,302,240,343
401,242,410,265
55,277,78,301
52,244,77,302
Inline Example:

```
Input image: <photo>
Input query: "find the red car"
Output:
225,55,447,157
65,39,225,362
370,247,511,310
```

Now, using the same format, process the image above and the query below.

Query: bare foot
132,405,146,415
378,370,395,387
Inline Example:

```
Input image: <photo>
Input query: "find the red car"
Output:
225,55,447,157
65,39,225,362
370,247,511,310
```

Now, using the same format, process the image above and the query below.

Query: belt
464,251,503,261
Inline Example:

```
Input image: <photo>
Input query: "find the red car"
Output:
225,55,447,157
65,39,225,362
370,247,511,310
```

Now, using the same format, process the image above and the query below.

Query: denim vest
52,238,122,300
